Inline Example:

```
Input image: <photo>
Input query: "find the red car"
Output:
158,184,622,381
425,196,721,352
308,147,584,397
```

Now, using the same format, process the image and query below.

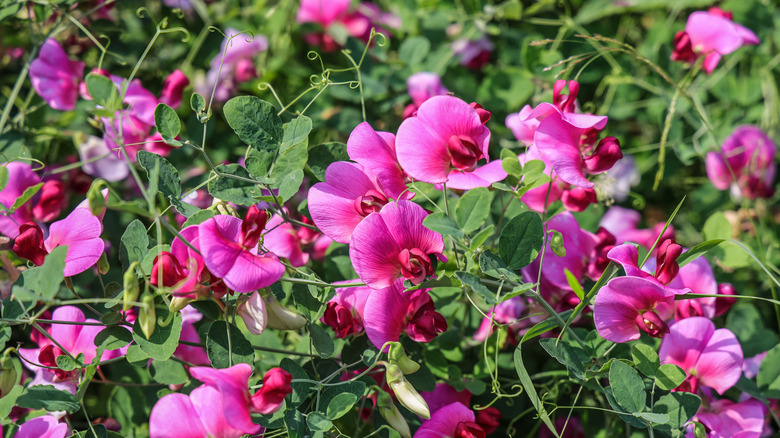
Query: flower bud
376,389,411,438
387,342,420,374
549,230,566,257
237,291,268,335
168,296,193,313
385,363,430,419
265,294,307,330
0,354,18,398
138,295,157,339
98,252,110,275
123,262,140,311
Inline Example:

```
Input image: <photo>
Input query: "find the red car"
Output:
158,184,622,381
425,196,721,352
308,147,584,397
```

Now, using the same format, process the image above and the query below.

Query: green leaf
309,324,334,358
223,96,283,152
12,245,67,301
757,343,780,398
455,271,496,304
277,169,304,203
0,165,7,191
513,344,560,437
654,363,687,391
125,343,150,367
479,250,517,280
652,392,701,430
182,209,215,227
423,212,464,239
307,142,349,181
703,212,731,241
94,326,134,350
86,74,120,111
539,338,589,380
55,354,78,371
151,359,189,385
280,115,312,153
320,381,366,413
469,225,494,250
399,36,430,67
306,412,332,432
631,344,660,378
634,412,669,424
154,103,182,145
0,358,23,418
132,306,182,361
10,182,43,212
137,151,181,199
208,164,264,205
455,187,492,234
727,304,778,357
677,239,724,267
206,320,254,368
0,323,9,349
119,220,149,273
563,268,585,303
502,156,523,177
326,392,358,420
16,385,81,413
608,360,646,413
499,212,543,270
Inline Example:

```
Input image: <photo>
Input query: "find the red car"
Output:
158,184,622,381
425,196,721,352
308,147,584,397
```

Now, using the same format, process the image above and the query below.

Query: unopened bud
123,263,140,311
0,354,18,398
98,253,110,275
388,342,419,374
138,295,156,339
385,363,430,419
549,230,566,257
265,294,306,330
168,296,193,313
237,291,268,335
376,389,411,438
86,179,108,217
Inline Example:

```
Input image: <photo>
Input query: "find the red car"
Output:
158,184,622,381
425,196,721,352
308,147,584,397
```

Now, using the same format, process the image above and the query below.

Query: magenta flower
671,8,760,74
251,367,293,414
0,162,45,238
362,279,447,349
599,206,675,248
159,69,189,109
18,306,125,394
694,397,767,438
199,207,285,293
308,162,392,244
415,402,485,438
658,317,743,395
173,306,210,365
506,105,539,146
29,39,85,111
346,122,413,202
593,276,675,343
296,0,351,27
151,224,205,298
606,240,687,291
197,29,268,102
669,256,718,320
349,200,445,289
14,415,69,438
13,192,106,277
451,35,494,70
150,364,261,438
522,81,621,189
404,72,449,118
474,296,529,342
263,213,310,267
321,282,371,338
421,383,472,416
396,96,491,184
705,125,776,200
442,159,508,191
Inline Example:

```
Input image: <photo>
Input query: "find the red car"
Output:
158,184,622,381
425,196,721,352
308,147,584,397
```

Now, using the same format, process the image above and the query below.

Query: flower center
398,248,433,285
448,135,482,172
240,206,269,249
634,310,669,338
353,189,389,216
454,421,486,438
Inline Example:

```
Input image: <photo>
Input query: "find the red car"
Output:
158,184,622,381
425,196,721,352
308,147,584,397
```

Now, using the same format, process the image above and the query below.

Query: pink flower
362,279,447,349
29,39,85,111
705,125,776,200
78,135,130,182
199,207,285,293
671,8,760,74
0,162,69,238
421,383,472,416
14,415,69,438
669,256,718,320
151,224,206,298
599,206,675,248
346,122,413,202
263,214,310,267
308,161,392,244
296,0,352,27
198,29,268,102
506,105,539,146
522,81,621,189
13,192,106,277
150,364,262,438
451,36,494,70
693,397,767,438
174,306,210,365
396,96,491,184
18,306,125,394
474,296,529,343
659,317,743,395
321,282,371,338
159,69,189,109
349,201,445,289
404,72,449,118
593,276,675,343
415,402,485,438
606,240,687,292
250,367,293,414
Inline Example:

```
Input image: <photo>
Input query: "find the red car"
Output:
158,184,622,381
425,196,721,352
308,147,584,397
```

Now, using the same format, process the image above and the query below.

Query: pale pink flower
14,415,69,438
705,125,776,200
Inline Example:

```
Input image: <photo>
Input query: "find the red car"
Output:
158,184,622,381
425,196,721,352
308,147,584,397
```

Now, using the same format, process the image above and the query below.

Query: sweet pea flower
414,402,486,438
296,0,351,28
606,240,688,292
522,80,621,190
0,162,70,238
159,69,189,109
13,191,106,277
150,364,290,438
599,206,675,248
349,200,445,289
671,8,760,74
18,306,125,394
297,0,398,51
29,39,85,111
198,29,268,102
421,383,472,416
705,125,776,200
506,105,540,146
237,290,268,336
669,256,718,320
173,306,210,365
593,276,675,343
78,135,130,182
346,122,414,202
199,207,285,293
362,279,447,349
404,72,449,118
262,213,318,267
693,397,767,438
396,96,492,185
14,415,69,438
451,35,494,70
321,282,371,338
659,317,743,395
151,224,207,299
